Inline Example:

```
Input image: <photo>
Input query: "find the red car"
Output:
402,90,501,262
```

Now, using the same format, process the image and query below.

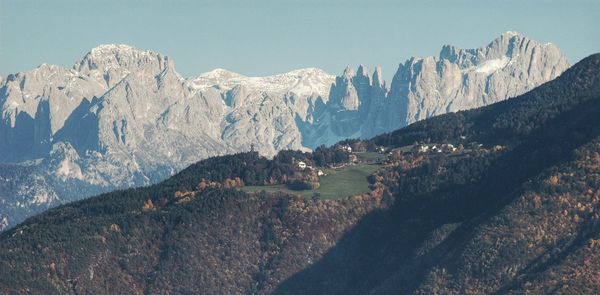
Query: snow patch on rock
468,56,511,75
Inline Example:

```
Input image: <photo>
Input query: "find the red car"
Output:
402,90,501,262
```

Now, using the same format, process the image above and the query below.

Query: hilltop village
167,137,503,206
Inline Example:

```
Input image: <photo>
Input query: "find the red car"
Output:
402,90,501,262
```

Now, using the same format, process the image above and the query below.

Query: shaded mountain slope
0,54,598,294
0,177,382,294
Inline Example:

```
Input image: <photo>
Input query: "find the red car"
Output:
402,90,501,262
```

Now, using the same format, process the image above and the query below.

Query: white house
317,170,325,176
418,145,430,153
442,143,457,152
298,161,307,169
339,145,352,153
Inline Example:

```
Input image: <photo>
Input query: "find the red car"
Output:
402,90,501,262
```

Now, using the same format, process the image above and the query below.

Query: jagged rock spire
372,65,385,89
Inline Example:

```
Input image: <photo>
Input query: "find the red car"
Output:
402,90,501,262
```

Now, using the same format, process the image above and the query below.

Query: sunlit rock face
392,31,569,125
304,32,568,147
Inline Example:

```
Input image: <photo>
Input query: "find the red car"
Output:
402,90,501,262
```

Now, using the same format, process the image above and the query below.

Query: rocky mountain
0,53,598,294
0,32,568,230
0,45,334,230
304,31,569,146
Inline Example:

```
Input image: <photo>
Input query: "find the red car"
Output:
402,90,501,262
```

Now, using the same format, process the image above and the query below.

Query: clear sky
1,0,598,81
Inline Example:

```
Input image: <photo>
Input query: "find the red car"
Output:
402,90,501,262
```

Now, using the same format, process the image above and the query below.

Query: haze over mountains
0,32,568,229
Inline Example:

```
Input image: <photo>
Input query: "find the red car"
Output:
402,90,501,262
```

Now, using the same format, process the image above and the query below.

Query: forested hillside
0,54,598,294
276,54,600,294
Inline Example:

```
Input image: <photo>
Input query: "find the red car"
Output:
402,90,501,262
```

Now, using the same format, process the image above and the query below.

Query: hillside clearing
242,163,381,199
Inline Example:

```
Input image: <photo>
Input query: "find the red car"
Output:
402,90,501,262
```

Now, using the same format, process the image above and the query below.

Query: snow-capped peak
89,44,138,54
78,44,162,66
502,31,522,38
190,67,334,98
197,68,246,80
74,44,167,73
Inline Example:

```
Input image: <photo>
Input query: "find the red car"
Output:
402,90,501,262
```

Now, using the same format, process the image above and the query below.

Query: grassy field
354,152,387,163
392,145,414,153
241,163,381,200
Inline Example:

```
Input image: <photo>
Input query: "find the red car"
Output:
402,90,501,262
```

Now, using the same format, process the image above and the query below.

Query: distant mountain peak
89,43,139,54
342,66,355,78
501,30,522,38
77,44,164,67
197,68,246,80
372,65,385,88
190,67,334,99
72,43,175,88
74,44,168,69
356,65,369,78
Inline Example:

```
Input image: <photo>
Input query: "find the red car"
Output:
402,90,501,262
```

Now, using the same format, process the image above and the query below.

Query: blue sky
0,0,598,81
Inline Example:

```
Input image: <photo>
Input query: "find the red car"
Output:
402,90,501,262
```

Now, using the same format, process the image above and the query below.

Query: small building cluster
297,160,325,177
298,161,307,169
338,144,353,153
414,143,458,154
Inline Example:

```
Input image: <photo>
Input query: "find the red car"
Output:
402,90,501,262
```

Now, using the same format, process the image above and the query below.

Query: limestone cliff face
305,32,569,147
391,31,569,125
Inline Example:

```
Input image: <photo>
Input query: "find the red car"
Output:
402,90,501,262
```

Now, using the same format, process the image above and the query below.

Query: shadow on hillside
272,95,600,295
490,199,600,295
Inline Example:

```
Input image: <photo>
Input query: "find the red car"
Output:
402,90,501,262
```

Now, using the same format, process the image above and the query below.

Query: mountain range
0,32,568,229
0,52,598,294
